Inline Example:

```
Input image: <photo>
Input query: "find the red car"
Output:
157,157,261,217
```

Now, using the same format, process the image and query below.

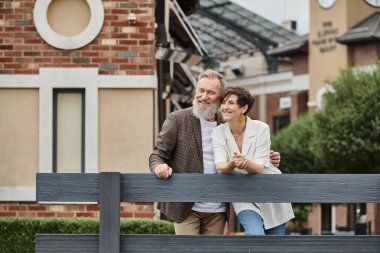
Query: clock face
365,0,380,7
318,0,337,9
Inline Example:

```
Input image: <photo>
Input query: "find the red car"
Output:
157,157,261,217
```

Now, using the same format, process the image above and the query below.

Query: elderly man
149,69,280,235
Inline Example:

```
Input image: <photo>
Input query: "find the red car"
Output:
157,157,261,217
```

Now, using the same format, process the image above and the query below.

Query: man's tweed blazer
149,107,223,223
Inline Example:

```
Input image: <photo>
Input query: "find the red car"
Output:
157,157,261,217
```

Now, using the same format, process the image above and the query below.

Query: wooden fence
36,173,380,252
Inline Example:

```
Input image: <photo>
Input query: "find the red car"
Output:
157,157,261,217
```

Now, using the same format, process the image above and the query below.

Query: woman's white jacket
212,117,294,229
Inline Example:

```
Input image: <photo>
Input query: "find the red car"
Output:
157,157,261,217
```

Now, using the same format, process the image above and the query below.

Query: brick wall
0,0,156,221
335,204,347,229
375,203,380,234
265,92,290,133
292,54,308,75
290,91,308,122
0,0,155,75
0,202,154,219
308,203,321,235
350,41,380,67
247,95,259,120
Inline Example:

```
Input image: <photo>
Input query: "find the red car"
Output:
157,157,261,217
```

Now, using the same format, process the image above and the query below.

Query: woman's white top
212,117,295,229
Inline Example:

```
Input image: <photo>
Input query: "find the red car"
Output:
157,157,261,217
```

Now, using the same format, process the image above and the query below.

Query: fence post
99,172,120,253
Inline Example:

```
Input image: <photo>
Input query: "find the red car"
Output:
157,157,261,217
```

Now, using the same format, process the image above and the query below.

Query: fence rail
36,234,380,253
36,173,380,253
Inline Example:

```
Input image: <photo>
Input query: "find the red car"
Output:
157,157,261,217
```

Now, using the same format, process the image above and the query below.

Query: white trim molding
39,68,99,174
33,0,104,50
315,83,334,109
0,69,157,201
228,72,309,96
307,100,317,108
331,204,336,234
98,75,158,88
0,187,36,201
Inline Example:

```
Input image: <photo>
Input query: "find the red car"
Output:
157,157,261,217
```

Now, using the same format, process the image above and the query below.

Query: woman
212,87,294,235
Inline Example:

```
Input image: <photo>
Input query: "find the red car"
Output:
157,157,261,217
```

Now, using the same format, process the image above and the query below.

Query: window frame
33,0,104,50
53,88,85,173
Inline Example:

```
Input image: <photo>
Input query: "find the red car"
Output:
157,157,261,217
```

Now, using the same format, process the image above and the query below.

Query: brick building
0,0,156,219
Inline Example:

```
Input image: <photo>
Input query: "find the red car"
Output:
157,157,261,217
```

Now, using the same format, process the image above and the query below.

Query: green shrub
271,115,320,228
314,63,380,173
121,218,174,234
0,217,174,253
271,112,325,174
272,63,380,174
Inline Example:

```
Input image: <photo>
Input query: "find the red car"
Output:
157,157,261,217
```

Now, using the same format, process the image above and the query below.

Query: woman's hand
233,152,264,174
232,152,248,169
216,160,235,174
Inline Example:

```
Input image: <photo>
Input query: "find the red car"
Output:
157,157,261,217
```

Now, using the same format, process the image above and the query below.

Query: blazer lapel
223,123,240,156
242,118,256,156
190,113,203,162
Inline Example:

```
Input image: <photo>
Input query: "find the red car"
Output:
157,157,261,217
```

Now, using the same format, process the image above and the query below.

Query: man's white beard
192,98,219,120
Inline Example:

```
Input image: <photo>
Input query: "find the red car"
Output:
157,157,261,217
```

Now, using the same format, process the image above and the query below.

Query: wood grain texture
36,173,99,202
37,173,380,203
36,173,380,253
36,234,380,253
36,234,98,253
120,174,380,203
100,173,120,253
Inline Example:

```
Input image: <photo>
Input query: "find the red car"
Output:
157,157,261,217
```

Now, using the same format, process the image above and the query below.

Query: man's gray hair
197,69,227,91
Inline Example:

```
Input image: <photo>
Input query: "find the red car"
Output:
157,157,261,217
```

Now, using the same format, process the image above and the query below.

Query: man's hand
270,150,281,167
154,163,172,179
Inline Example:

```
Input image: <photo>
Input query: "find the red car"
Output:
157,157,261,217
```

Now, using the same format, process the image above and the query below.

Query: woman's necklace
232,126,245,140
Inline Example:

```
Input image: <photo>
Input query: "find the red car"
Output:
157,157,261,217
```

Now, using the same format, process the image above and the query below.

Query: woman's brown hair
221,87,255,115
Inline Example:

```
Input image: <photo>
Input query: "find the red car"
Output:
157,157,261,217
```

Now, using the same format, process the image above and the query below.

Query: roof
268,34,308,57
337,12,380,44
188,0,300,60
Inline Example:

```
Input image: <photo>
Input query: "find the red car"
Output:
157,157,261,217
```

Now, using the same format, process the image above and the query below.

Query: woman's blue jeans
237,210,286,235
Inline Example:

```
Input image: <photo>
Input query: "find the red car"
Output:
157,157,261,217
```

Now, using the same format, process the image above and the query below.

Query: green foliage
272,63,380,174
121,219,174,234
292,203,311,224
271,113,325,174
0,217,174,253
314,63,380,173
271,63,380,227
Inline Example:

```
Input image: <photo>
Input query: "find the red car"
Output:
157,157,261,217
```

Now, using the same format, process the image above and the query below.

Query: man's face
194,77,222,111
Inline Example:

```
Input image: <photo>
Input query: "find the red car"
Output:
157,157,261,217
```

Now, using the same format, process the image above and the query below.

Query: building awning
169,0,208,56
156,0,209,65
167,63,198,109
188,0,300,61
337,13,380,44
268,35,308,57
155,47,203,65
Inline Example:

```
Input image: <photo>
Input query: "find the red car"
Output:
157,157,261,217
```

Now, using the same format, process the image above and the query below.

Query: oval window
34,0,104,50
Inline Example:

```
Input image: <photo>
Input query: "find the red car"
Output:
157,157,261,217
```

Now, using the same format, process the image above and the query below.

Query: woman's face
220,94,247,122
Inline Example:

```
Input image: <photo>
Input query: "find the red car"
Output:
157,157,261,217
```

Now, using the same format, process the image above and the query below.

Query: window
33,0,104,50
321,204,337,235
321,204,332,234
354,203,368,234
273,115,290,134
53,89,85,173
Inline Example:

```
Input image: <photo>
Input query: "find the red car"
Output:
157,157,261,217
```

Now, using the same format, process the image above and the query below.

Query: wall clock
318,0,337,9
364,0,380,8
